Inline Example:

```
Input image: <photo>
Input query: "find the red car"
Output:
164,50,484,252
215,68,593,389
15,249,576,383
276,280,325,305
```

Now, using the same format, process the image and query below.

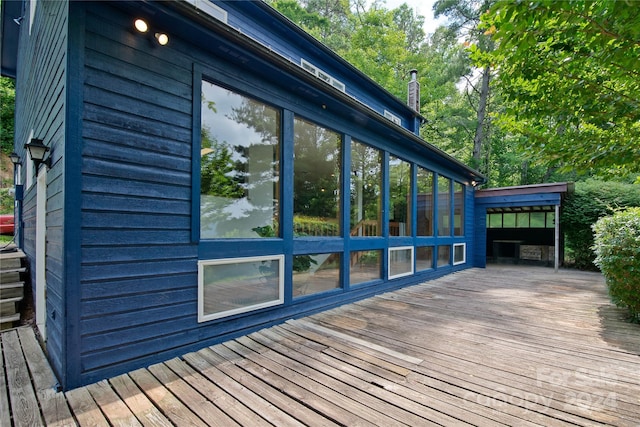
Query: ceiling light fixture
155,32,169,46
134,18,148,33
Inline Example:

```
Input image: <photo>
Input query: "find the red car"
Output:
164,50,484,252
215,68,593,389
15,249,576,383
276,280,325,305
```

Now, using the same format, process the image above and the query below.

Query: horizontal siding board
81,259,196,282
475,193,561,207
82,175,190,201
81,194,190,215
82,138,191,173
81,288,195,320
80,230,191,246
80,317,198,372
83,121,190,157
83,103,191,142
81,301,194,336
81,212,190,230
81,310,197,353
82,244,195,263
81,273,198,300
84,86,191,128
82,157,190,187
84,46,191,98
84,67,191,116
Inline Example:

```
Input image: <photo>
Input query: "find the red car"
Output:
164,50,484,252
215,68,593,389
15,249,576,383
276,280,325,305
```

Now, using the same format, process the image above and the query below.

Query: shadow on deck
2,266,639,426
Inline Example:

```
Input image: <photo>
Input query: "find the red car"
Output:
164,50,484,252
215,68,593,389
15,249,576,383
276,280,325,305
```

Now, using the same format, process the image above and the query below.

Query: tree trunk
472,66,491,164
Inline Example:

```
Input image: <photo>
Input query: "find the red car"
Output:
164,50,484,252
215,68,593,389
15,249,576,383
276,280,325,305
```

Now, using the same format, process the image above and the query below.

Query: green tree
0,77,15,155
477,0,640,178
562,180,640,270
434,0,495,172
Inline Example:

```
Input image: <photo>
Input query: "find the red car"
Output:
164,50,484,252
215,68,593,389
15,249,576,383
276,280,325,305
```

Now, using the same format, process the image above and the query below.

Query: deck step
0,246,27,329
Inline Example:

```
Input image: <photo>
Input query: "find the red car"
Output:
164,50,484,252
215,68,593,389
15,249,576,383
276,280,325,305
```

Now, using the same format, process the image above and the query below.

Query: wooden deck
2,266,640,426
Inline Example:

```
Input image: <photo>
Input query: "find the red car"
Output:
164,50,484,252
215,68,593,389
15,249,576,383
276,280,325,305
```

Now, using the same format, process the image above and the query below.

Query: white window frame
453,243,466,265
300,59,346,92
384,110,402,126
198,255,284,322
388,246,414,279
185,0,228,23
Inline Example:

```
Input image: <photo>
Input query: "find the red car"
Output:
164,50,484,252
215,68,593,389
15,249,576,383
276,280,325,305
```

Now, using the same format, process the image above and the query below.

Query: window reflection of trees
389,156,411,236
200,82,280,239
438,175,451,237
417,167,434,236
454,181,464,236
293,117,341,237
350,141,382,237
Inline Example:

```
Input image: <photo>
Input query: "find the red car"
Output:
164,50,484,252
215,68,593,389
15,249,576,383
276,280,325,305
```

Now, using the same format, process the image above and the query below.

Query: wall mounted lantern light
25,138,52,170
9,152,21,165
134,18,169,46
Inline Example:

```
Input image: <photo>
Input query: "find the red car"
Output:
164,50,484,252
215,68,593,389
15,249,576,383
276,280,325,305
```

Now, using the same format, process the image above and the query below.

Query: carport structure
473,183,574,271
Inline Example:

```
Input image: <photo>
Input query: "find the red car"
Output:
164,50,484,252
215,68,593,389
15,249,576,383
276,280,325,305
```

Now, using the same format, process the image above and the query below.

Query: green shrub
0,188,14,214
293,215,339,237
592,208,640,322
562,180,640,270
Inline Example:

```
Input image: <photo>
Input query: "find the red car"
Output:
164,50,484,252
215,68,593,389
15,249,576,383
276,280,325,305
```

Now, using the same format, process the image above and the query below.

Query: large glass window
453,182,464,236
293,253,341,297
437,246,450,268
503,213,516,227
530,212,546,228
350,250,382,284
437,175,451,236
293,118,341,237
389,156,411,236
198,255,284,322
417,167,434,236
416,246,434,271
200,81,280,239
350,141,382,237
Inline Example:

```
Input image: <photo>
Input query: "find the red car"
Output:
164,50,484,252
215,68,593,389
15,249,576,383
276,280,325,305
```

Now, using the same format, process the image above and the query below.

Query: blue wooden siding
13,0,68,383
77,3,197,385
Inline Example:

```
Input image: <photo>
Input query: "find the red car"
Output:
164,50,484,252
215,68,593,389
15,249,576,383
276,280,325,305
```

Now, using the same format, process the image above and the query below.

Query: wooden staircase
0,245,27,330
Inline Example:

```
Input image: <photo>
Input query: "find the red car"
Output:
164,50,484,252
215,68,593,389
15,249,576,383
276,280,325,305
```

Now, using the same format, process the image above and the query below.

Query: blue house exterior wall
12,0,69,385
11,0,484,389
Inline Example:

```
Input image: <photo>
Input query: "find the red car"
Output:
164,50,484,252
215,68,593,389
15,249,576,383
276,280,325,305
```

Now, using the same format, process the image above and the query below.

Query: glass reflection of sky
202,82,269,156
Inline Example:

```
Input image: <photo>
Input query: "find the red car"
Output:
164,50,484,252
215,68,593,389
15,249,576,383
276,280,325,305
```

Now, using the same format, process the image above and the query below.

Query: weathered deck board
2,266,640,426
2,330,43,426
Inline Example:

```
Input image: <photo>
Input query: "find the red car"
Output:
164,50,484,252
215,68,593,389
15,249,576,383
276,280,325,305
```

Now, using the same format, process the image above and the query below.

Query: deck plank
147,360,239,427
193,345,338,427
65,386,108,426
108,374,173,427
16,328,75,427
2,330,43,427
162,357,245,427
86,380,142,427
186,347,310,426
0,338,12,427
128,368,208,427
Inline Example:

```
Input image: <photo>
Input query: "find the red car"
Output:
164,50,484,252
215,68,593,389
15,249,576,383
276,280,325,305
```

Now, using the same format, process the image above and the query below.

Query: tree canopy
476,0,640,178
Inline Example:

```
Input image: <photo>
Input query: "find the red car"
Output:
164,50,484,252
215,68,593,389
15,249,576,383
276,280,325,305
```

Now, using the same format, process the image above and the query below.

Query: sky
380,0,448,35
